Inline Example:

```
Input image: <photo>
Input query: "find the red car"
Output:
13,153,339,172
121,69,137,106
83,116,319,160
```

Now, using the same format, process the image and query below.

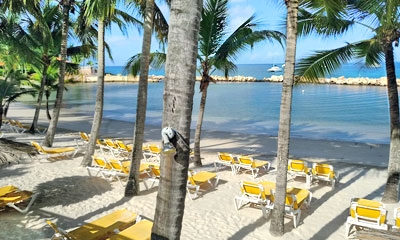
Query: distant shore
71,74,395,86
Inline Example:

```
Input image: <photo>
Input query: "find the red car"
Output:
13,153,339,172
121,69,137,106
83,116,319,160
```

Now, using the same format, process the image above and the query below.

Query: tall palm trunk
193,81,208,167
81,19,105,167
151,0,202,239
43,0,70,147
382,42,400,203
30,56,49,133
46,90,51,120
0,106,3,129
269,0,299,236
125,0,154,196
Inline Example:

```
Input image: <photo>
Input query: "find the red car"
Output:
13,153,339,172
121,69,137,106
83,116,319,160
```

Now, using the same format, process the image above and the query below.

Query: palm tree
80,0,143,167
43,0,74,147
269,0,299,236
124,0,155,197
297,0,400,203
193,0,284,166
151,0,202,238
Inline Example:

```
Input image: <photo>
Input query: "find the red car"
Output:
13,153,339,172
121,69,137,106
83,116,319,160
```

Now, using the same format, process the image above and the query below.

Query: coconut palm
124,0,156,197
269,0,299,236
151,0,202,238
297,0,400,203
80,0,142,167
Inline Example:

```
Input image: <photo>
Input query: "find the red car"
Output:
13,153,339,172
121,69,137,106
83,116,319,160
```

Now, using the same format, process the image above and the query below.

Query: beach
0,102,396,239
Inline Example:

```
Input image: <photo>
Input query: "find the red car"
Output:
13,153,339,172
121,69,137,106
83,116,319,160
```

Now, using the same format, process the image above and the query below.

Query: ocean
17,63,396,144
105,63,400,79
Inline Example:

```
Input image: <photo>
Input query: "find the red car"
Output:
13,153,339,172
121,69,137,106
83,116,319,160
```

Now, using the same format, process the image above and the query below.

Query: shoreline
71,74,396,86
5,102,390,168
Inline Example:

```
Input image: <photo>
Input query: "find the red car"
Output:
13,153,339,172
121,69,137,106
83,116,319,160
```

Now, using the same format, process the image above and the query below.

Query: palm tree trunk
30,58,48,134
269,0,299,236
193,87,208,167
382,42,400,203
0,106,3,129
81,19,105,167
151,0,202,239
46,91,51,120
4,101,10,117
43,0,70,147
125,0,154,196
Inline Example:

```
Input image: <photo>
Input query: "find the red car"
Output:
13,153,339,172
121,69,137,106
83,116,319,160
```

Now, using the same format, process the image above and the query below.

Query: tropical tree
124,0,155,197
80,0,142,167
43,0,74,147
297,0,400,203
269,0,299,236
151,0,202,238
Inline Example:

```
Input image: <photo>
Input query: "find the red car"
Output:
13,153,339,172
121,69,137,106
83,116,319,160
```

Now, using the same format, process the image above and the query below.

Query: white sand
0,103,397,239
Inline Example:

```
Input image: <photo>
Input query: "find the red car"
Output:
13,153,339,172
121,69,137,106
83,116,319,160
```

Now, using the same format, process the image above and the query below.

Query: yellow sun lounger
236,156,270,178
0,186,38,214
47,209,138,240
269,187,312,228
187,171,219,200
114,140,132,157
234,181,274,218
288,159,312,188
345,198,388,238
215,152,237,174
107,219,153,240
143,144,161,162
311,163,338,189
31,141,78,160
394,207,400,229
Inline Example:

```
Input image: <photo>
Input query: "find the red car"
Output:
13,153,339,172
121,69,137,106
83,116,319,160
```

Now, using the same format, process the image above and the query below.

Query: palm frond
124,51,166,76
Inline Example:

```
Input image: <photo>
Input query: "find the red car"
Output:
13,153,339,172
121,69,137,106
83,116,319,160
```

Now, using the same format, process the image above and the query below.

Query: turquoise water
47,82,390,144
106,63,400,79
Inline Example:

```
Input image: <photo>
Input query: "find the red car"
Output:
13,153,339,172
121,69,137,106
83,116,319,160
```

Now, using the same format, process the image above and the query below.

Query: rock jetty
265,75,396,86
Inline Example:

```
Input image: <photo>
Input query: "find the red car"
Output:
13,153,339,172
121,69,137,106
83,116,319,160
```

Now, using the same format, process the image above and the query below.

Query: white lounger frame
236,156,270,178
311,163,338,190
234,181,271,218
186,171,220,200
215,152,237,174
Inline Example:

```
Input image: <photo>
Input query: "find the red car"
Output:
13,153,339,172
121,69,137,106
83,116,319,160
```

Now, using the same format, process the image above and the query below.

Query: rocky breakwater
195,75,258,82
83,74,164,83
264,75,400,86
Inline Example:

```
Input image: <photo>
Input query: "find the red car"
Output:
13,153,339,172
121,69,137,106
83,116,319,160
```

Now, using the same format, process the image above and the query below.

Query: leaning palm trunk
269,0,299,236
46,91,51,120
43,1,70,147
81,19,106,167
0,106,3,129
125,0,155,196
193,82,208,167
30,59,48,133
151,0,202,239
382,42,400,203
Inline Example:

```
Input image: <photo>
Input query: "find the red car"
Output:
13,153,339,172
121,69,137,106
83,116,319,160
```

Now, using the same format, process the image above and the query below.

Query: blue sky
103,0,385,66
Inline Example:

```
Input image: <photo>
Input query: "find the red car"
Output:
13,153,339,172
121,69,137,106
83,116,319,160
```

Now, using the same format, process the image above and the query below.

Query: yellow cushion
253,160,269,168
70,209,137,240
241,181,266,200
191,172,216,183
259,181,276,197
108,220,153,240
0,186,18,197
286,188,310,210
350,199,386,224
396,208,400,228
0,190,33,207
44,147,76,154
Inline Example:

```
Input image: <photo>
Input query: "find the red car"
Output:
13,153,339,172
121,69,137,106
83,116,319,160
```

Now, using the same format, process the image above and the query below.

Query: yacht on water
267,65,282,72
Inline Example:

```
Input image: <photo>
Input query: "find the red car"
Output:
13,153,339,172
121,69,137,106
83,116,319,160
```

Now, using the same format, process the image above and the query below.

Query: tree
151,0,202,238
269,0,299,236
297,0,400,203
125,0,155,197
43,0,73,147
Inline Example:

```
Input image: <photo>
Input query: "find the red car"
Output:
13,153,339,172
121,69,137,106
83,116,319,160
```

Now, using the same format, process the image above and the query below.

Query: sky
103,0,391,66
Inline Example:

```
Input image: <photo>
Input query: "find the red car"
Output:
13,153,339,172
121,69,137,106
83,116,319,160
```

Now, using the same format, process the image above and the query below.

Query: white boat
267,65,282,72
282,64,285,68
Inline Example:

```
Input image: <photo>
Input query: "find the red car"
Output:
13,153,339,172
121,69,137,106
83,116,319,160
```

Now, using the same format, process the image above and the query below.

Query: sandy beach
0,103,396,239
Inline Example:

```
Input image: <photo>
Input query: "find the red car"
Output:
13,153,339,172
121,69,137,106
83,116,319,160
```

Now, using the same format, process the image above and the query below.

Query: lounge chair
187,171,219,200
143,144,161,162
146,165,161,189
6,119,20,133
311,163,337,189
101,139,121,158
345,198,388,238
86,156,113,177
108,219,153,240
234,181,274,218
102,158,150,188
215,152,237,174
114,140,132,157
31,141,78,160
47,209,138,240
0,186,38,214
288,159,312,188
394,207,400,229
14,120,47,134
236,156,270,178
270,187,312,228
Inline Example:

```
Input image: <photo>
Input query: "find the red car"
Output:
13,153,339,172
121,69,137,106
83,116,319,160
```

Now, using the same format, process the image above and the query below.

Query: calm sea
53,81,390,144
105,63,400,79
